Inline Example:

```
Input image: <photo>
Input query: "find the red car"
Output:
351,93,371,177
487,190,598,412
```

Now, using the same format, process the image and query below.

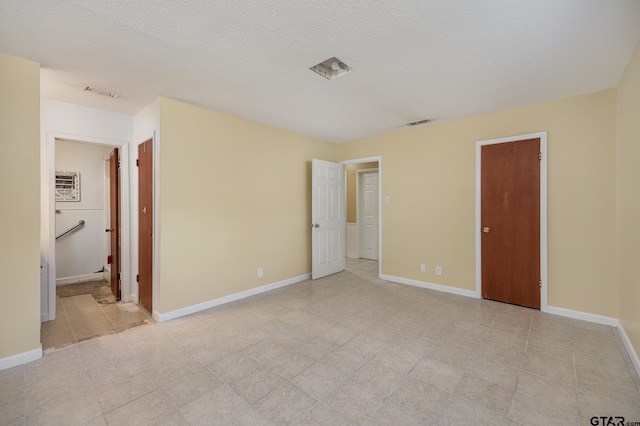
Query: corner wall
336,90,619,318
617,41,640,361
157,97,335,315
0,53,41,361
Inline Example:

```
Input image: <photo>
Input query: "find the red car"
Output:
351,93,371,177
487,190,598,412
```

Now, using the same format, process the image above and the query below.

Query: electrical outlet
435,266,442,276
420,264,426,272
258,267,263,278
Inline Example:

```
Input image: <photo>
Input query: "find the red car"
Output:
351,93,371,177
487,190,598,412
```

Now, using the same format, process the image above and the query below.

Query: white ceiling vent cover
310,57,352,80
84,85,120,98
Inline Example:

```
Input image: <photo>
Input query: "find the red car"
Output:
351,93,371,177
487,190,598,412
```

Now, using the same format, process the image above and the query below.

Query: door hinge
136,274,139,282
117,272,121,281
539,279,542,287
136,159,139,167
116,160,120,169
538,152,542,161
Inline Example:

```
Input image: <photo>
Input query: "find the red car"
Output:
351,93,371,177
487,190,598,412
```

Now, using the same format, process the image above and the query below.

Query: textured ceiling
1,1,639,143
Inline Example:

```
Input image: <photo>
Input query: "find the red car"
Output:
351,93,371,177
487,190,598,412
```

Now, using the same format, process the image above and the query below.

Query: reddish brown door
109,148,120,299
138,139,153,313
481,138,540,309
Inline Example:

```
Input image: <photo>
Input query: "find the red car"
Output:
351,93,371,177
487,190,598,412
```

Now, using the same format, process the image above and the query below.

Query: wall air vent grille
84,86,120,98
55,171,80,202
407,119,433,126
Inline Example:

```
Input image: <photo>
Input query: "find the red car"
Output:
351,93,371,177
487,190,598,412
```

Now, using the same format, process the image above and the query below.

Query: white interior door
312,159,345,279
360,171,379,260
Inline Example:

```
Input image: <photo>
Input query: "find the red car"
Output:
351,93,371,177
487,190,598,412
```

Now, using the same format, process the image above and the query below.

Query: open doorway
41,135,148,350
342,157,382,278
310,156,382,280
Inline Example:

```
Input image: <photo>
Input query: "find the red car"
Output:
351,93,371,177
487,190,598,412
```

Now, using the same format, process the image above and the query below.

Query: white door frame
475,131,548,311
43,132,130,321
341,156,382,277
357,168,379,259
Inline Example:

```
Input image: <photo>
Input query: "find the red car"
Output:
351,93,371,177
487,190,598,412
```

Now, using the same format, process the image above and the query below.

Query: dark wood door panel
481,138,540,309
138,139,153,313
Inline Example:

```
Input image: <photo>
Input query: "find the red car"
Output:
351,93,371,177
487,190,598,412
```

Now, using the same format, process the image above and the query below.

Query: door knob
483,227,490,233
311,223,319,228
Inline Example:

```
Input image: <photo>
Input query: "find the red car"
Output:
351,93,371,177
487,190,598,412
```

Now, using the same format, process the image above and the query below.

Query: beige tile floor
41,291,151,351
3,258,640,425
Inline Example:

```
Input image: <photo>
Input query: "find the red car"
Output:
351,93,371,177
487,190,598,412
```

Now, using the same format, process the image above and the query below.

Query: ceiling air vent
310,57,352,80
406,119,433,127
84,85,120,98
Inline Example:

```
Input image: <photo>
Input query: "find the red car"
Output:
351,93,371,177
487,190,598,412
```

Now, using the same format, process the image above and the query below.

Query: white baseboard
380,274,477,299
41,313,49,322
56,272,104,285
154,273,311,322
0,347,42,371
546,305,618,326
617,320,640,379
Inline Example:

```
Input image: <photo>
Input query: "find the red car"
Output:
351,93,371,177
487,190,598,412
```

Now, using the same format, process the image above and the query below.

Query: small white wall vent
55,171,80,202
84,85,120,98
310,57,352,80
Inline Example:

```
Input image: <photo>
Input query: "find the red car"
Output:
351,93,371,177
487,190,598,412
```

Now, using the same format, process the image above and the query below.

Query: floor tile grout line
25,259,639,425
505,308,534,421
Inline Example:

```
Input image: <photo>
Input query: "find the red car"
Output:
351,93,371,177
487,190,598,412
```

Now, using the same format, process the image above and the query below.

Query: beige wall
337,90,619,317
157,97,335,314
0,48,636,364
346,162,378,223
0,53,41,358
617,42,640,356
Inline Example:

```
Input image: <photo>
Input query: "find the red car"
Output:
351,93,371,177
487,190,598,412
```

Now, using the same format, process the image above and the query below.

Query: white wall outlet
435,266,442,276
420,263,426,272
384,196,390,204
258,267,264,278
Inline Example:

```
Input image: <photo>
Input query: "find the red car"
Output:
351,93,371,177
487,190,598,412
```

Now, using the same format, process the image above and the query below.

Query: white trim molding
380,274,477,298
0,347,42,371
44,131,131,322
547,305,618,326
475,132,548,311
56,273,104,285
154,273,311,322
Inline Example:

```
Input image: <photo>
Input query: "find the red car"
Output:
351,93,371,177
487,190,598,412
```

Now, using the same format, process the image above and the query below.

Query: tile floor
40,288,152,351
2,258,640,425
